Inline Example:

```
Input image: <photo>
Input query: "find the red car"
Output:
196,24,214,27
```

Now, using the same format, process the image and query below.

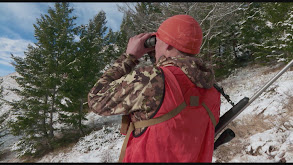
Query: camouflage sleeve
88,53,164,117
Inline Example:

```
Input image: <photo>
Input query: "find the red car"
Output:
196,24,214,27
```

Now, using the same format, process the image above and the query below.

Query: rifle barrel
215,59,293,136
240,60,293,119
249,60,293,105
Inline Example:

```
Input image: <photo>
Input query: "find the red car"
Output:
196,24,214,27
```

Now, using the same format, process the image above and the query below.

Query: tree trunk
232,40,238,59
79,98,85,136
42,94,48,137
49,87,56,140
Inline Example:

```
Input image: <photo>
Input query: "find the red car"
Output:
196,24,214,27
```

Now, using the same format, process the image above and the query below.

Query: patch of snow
38,123,124,163
266,21,273,28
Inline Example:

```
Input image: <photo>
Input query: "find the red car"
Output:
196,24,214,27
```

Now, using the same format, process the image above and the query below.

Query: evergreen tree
10,46,51,156
208,3,250,78
261,2,293,62
237,2,293,64
236,3,270,63
58,11,119,135
9,2,77,157
115,14,132,54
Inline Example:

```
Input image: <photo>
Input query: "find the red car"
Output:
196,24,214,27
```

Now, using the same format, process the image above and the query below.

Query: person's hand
126,33,155,59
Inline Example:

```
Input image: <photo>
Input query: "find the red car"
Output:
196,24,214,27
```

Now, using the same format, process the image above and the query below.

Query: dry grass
284,91,293,113
31,142,77,163
214,113,276,162
219,81,235,92
262,63,286,75
279,92,293,131
0,149,12,161
214,90,293,162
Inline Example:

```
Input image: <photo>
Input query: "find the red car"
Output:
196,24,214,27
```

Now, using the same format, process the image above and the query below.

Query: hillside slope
1,63,293,163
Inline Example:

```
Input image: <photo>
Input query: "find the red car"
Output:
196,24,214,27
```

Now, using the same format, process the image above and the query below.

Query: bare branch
200,3,217,26
186,3,197,15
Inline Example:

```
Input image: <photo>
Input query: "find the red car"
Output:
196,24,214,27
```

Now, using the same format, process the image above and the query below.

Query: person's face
155,37,168,63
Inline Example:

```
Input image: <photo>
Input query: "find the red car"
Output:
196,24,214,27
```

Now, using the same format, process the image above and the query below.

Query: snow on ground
36,113,123,162
218,63,293,118
0,72,21,154
1,62,293,163
213,63,293,163
0,72,21,117
38,122,124,162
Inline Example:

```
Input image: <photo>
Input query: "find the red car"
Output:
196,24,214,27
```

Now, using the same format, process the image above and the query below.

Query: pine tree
208,3,251,78
35,2,77,141
237,2,293,64
261,2,293,62
58,11,119,135
115,15,132,55
10,46,51,156
9,2,77,157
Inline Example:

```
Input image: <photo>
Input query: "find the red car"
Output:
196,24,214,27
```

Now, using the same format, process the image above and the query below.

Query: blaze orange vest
120,66,221,162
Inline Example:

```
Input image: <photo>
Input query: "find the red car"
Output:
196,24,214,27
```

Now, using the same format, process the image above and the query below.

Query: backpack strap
202,102,217,128
118,101,187,162
119,121,135,162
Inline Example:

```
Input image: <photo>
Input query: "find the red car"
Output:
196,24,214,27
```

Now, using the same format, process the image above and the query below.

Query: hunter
88,14,221,162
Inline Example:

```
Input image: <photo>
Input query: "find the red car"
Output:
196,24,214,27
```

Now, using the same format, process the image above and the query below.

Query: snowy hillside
0,72,22,161
1,62,293,163
213,63,293,163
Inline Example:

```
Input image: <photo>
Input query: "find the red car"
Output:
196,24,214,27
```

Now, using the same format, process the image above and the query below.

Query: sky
0,2,127,77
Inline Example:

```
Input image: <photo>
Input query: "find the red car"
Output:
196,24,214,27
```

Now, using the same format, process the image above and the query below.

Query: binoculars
144,36,156,48
144,36,156,63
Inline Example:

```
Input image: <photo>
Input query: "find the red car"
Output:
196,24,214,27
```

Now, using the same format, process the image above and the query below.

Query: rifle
214,59,293,150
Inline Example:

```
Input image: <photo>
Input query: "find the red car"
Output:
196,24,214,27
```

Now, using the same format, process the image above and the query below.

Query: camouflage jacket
88,53,215,135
